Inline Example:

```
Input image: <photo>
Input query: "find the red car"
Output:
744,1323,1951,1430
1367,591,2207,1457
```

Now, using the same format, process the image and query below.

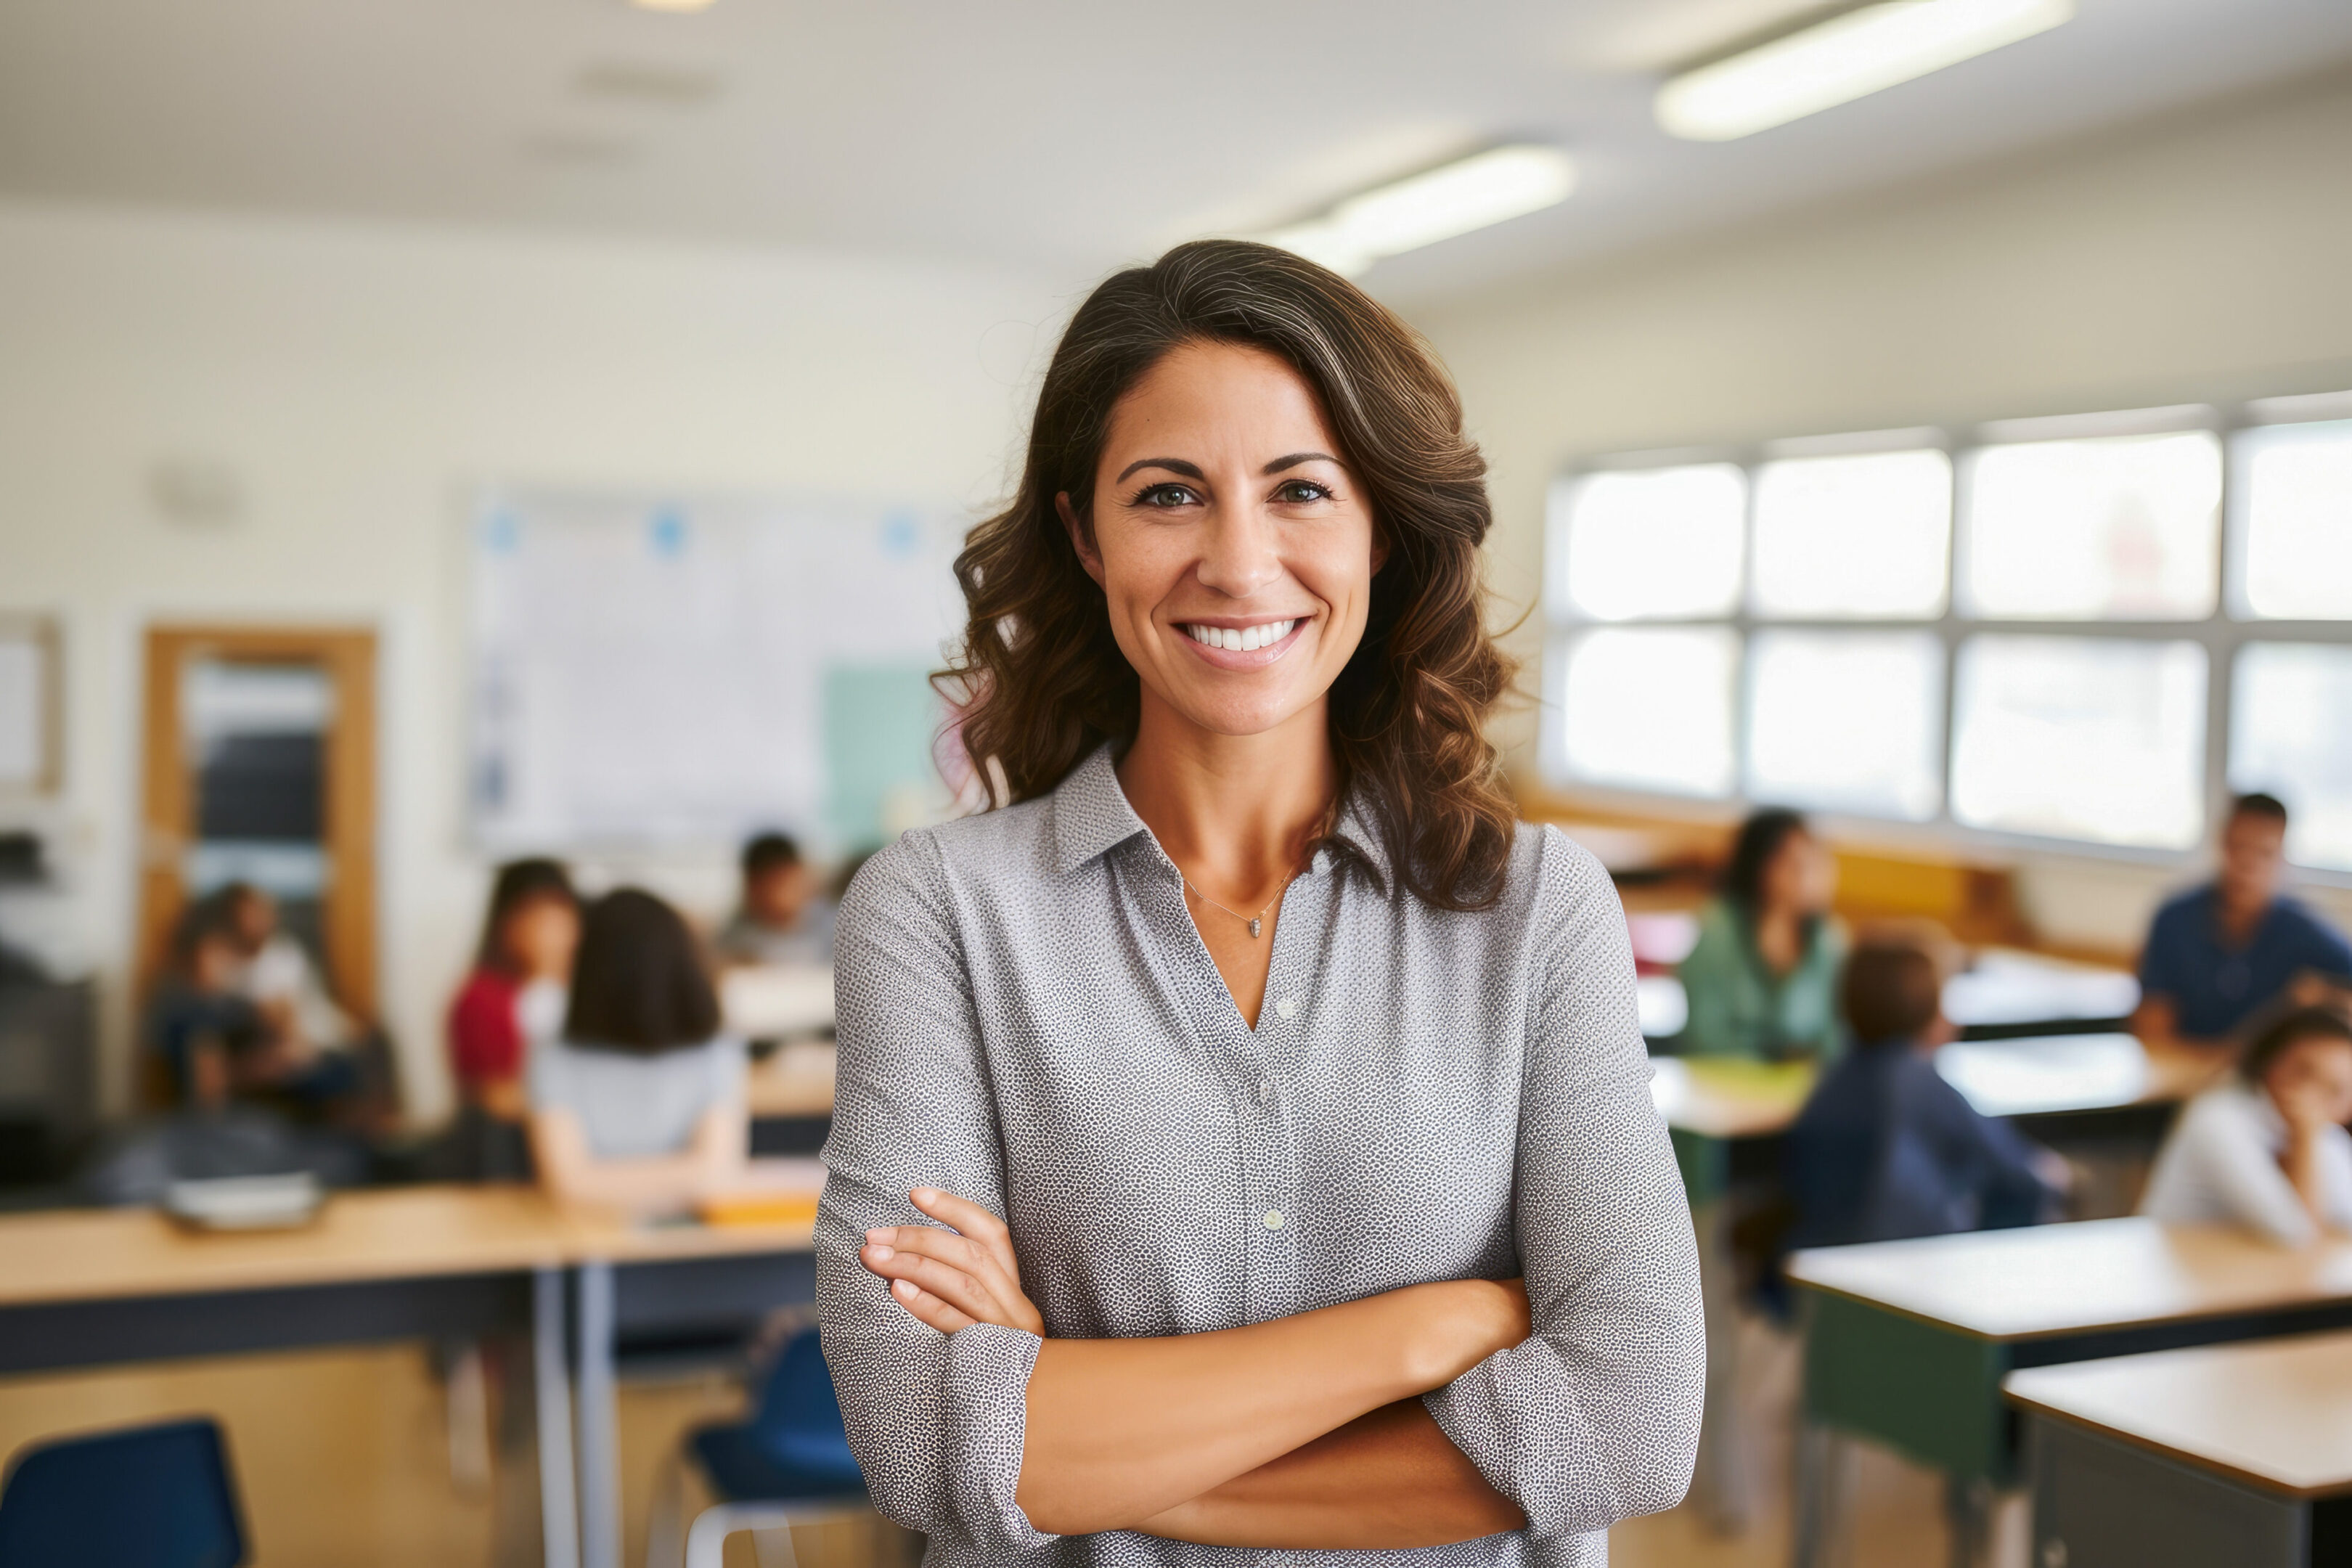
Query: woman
528,888,747,1216
446,857,579,1177
1673,807,1845,1061
817,240,1701,1567
2141,1004,2352,1245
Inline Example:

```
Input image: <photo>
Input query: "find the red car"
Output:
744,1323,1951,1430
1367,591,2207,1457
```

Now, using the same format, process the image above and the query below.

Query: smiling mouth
1180,618,1298,653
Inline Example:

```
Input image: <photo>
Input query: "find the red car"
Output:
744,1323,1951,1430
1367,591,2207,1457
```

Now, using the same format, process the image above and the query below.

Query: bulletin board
467,486,968,854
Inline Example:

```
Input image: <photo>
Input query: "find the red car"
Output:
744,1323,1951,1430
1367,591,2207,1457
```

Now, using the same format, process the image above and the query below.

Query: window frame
1540,393,2352,881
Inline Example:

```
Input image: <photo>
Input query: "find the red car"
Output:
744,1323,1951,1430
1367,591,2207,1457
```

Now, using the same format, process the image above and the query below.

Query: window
1543,402,2352,870
2236,421,2352,620
1962,430,2221,620
1951,636,2206,850
2230,642,2352,872
1752,449,1950,618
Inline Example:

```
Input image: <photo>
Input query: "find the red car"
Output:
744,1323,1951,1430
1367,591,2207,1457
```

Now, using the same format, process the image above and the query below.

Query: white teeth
1185,618,1296,652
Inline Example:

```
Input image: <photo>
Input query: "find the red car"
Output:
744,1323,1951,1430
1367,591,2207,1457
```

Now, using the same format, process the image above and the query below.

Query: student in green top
1673,807,1845,1061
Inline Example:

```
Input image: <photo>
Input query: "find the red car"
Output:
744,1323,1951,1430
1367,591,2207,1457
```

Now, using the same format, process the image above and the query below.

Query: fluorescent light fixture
1255,145,1576,277
630,0,718,12
1657,0,2073,142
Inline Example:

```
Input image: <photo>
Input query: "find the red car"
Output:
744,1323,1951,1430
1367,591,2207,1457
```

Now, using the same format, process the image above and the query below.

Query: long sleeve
1670,902,1747,1058
817,833,1053,1554
1422,833,1706,1539
1910,1065,2051,1230
2144,1088,2327,1246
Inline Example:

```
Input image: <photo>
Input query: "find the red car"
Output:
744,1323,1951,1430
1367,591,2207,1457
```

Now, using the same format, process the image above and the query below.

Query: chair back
0,1418,247,1568
751,1330,864,1486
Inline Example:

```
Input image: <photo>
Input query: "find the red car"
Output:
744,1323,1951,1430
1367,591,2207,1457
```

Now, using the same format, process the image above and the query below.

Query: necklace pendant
1248,918,1262,939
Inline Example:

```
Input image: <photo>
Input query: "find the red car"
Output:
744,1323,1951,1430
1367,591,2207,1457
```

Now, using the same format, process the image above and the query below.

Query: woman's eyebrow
1115,457,1206,483
1262,451,1342,474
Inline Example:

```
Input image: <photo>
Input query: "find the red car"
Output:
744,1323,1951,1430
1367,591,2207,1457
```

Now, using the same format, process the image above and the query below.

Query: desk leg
1790,1420,1846,1568
576,1259,621,1568
534,1267,582,1568
1690,1199,1755,1532
1943,1475,1993,1568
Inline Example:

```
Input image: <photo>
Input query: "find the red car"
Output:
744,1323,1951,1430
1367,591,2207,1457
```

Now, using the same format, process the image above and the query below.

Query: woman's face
1064,340,1382,740
506,896,581,981
2265,1035,2352,1129
1761,830,1835,919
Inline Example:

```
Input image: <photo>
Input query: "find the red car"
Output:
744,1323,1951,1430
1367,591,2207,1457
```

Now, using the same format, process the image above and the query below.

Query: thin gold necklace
1179,872,1291,939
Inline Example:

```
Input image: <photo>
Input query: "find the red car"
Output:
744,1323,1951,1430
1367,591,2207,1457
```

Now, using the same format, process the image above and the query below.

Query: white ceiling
2,0,2348,305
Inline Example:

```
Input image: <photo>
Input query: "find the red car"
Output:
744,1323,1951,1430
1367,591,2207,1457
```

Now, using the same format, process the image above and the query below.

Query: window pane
1745,631,1943,820
1951,634,2207,849
2238,420,2352,619
1553,465,1744,621
1963,430,2221,619
1752,449,1951,618
2230,642,2352,871
1551,627,1738,796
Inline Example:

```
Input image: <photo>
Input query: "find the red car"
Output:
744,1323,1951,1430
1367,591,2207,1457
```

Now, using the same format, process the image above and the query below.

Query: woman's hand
860,1187,1046,1337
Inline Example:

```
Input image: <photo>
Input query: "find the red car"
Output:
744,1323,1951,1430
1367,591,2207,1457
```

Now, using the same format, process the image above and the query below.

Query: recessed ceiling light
1657,0,2074,142
1256,145,1577,278
629,0,717,13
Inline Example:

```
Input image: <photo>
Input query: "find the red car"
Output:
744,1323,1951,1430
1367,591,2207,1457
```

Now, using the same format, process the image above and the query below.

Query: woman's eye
1274,480,1334,505
1135,483,1199,508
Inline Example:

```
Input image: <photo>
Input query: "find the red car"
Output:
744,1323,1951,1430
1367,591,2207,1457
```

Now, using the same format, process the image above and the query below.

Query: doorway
138,626,378,1025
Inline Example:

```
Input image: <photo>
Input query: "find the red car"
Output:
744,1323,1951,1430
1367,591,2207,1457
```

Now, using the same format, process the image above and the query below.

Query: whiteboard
469,487,966,853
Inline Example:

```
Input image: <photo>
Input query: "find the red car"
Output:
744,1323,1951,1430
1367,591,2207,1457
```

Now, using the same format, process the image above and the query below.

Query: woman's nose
1194,507,1283,598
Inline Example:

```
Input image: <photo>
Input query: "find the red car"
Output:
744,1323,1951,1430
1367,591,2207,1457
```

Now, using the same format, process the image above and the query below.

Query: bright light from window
1553,628,1739,797
1951,634,2207,849
1964,431,2221,619
2230,642,2352,872
1257,147,1577,278
1752,448,1951,618
1656,0,2075,142
2237,420,2352,620
1554,465,1746,622
1746,631,1944,820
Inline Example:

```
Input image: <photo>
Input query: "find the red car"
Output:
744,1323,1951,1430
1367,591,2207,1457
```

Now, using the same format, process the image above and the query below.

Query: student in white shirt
2141,1005,2352,1244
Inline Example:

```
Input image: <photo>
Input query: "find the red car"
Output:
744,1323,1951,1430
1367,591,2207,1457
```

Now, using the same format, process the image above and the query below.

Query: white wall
1410,66,2352,952
0,200,1062,1120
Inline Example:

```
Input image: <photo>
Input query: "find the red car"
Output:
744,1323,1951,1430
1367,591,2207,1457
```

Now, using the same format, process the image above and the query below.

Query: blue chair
0,1417,247,1568
646,1329,871,1568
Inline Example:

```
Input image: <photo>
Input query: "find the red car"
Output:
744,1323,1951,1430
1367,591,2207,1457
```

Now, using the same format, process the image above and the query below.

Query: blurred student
528,888,748,1216
2141,1005,2352,1245
714,833,833,967
1785,933,2064,1249
1674,807,1845,1061
146,891,364,1119
2134,793,2352,1053
219,882,356,1055
444,859,579,1180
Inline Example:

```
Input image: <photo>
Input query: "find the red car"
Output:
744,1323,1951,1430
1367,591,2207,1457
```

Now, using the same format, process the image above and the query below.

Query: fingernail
912,1188,936,1203
866,1227,893,1243
892,1279,917,1298
864,1244,894,1261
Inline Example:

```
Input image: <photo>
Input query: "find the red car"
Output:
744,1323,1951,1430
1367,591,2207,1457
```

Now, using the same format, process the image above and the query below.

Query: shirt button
1263,1209,1285,1230
1275,996,1299,1020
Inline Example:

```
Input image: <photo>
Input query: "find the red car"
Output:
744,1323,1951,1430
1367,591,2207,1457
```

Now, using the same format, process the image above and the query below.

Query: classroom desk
2005,1331,2352,1567
561,1184,823,1568
0,1186,585,1568
1787,1220,2352,1568
746,1039,837,1119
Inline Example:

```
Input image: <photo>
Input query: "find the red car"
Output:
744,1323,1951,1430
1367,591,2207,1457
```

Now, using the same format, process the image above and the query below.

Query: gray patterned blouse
817,744,1704,1568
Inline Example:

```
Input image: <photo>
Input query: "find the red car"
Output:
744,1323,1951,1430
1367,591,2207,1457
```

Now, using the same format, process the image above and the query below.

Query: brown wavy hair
940,239,1518,910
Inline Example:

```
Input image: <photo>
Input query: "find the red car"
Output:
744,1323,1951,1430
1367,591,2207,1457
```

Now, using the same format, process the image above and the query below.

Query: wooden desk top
2006,1331,2352,1499
1789,1218,2352,1342
0,1185,572,1308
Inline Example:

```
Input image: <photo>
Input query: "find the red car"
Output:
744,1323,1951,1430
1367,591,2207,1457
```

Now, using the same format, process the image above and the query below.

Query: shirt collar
1048,741,1395,897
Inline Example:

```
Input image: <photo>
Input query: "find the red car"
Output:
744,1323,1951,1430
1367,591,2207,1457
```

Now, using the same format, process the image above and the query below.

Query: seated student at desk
446,857,579,1177
2134,793,2352,1053
528,887,748,1217
714,832,834,968
2141,1004,2352,1245
1786,933,2064,1249
1673,807,1845,1061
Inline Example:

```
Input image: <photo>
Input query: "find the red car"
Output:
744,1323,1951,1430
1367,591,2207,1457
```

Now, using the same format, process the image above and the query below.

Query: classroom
1,3,2350,1566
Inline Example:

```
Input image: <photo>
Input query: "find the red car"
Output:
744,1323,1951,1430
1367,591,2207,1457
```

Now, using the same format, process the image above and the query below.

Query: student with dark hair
2134,793,2352,1053
715,831,836,966
1784,931,2063,1249
2141,1005,2352,1244
528,887,747,1215
145,893,270,1111
1673,807,1845,1061
445,859,579,1173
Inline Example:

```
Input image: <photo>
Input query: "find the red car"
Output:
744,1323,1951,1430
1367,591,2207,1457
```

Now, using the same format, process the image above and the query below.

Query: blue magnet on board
880,510,920,558
482,512,521,552
650,509,689,557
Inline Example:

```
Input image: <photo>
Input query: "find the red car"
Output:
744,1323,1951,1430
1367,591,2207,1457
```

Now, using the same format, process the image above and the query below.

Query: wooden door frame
139,624,379,1020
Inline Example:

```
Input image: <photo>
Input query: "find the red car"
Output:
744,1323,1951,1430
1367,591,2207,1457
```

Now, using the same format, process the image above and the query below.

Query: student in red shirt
446,859,579,1175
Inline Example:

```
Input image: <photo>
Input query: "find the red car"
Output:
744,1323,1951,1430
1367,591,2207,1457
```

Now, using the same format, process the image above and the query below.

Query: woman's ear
1057,491,1106,587
1371,522,1392,576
